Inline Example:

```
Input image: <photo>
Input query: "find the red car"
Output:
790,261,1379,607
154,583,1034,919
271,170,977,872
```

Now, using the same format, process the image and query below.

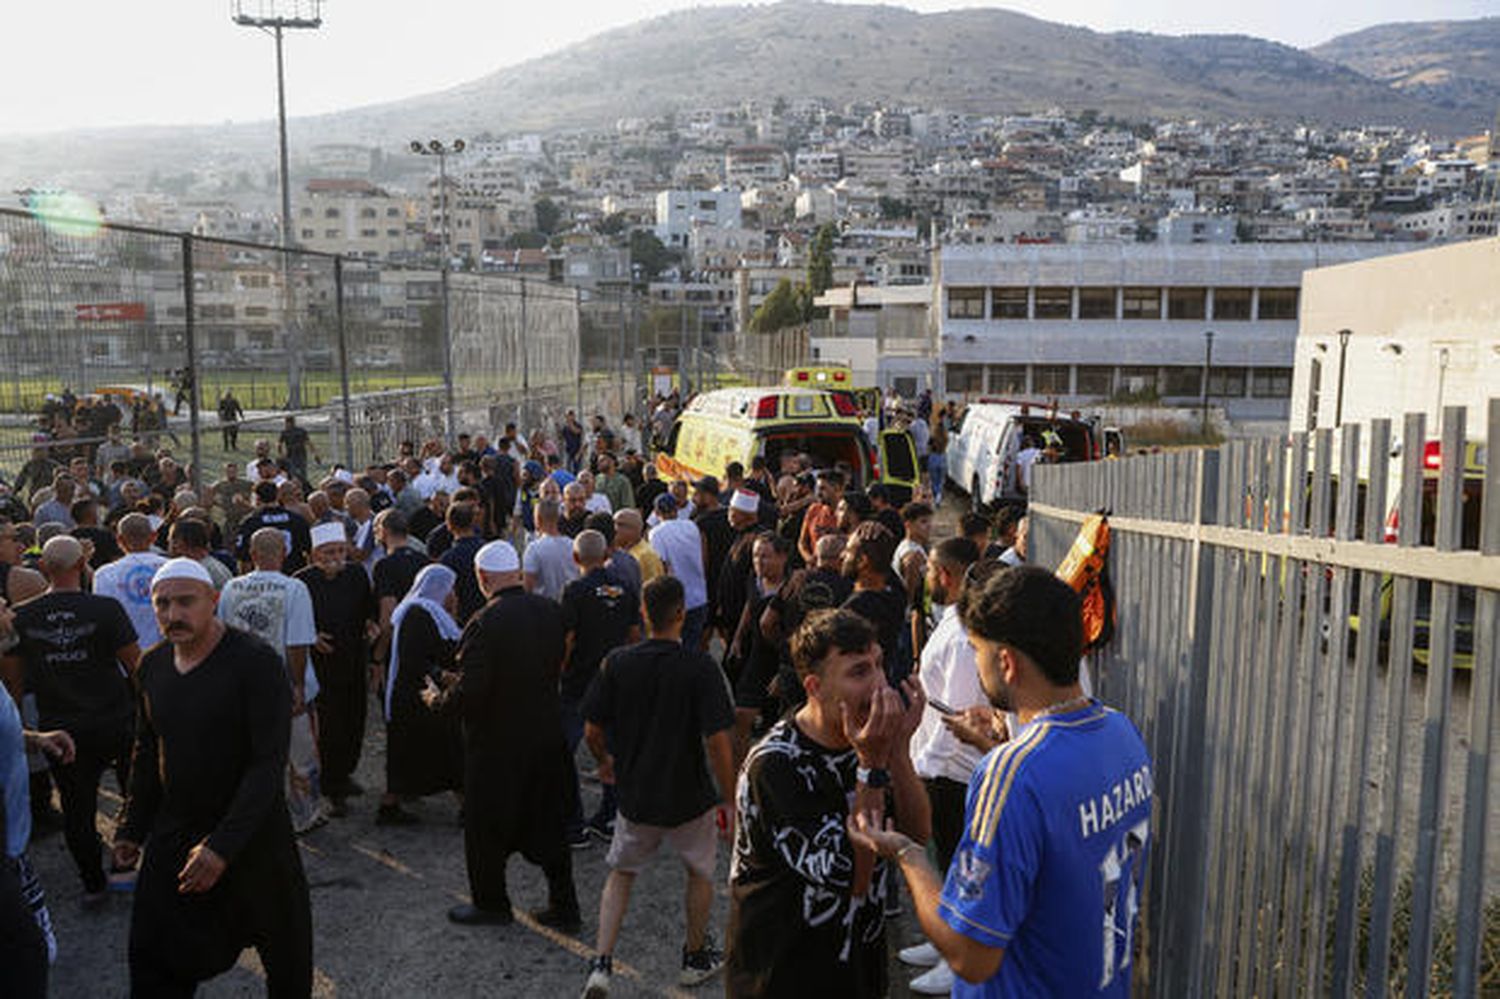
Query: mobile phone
928,697,956,716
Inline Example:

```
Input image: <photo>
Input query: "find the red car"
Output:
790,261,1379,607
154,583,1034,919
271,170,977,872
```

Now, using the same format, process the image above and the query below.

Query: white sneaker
910,960,955,995
898,941,941,967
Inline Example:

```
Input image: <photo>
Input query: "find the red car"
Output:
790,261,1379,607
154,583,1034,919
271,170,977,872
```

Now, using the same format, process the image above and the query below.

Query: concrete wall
1292,237,1500,438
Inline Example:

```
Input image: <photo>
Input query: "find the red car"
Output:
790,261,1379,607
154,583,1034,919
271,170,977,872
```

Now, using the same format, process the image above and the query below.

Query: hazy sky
4,0,1493,135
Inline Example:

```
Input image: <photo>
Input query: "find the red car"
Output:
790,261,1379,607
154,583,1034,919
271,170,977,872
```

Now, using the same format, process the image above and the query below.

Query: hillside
0,4,1494,191
1312,17,1500,127
317,3,1481,141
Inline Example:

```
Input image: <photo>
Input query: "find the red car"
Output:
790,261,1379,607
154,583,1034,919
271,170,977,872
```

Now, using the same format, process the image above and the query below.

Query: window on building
1258,288,1298,320
987,365,1026,394
325,229,339,238
1076,366,1114,397
1121,287,1161,320
1033,287,1072,319
361,208,377,219
1163,366,1204,396
1252,367,1293,398
360,228,377,238
946,364,984,394
990,287,1028,319
947,287,985,319
387,229,401,237
1168,287,1207,320
1078,287,1116,319
301,228,315,239
1119,366,1159,397
1033,365,1070,395
324,208,340,219
248,331,275,350
1213,287,1252,320
1208,367,1247,397
387,207,400,217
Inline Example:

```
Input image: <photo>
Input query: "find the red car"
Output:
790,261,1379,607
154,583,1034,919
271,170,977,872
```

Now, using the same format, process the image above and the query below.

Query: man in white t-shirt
576,471,612,515
91,513,168,648
1015,435,1043,495
217,526,324,833
647,494,708,650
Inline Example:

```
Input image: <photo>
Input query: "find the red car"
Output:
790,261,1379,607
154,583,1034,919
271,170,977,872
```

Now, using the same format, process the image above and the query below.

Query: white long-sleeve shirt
910,604,988,784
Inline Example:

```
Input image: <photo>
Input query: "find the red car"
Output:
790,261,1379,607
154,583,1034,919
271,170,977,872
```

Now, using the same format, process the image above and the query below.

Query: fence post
574,286,583,416
333,257,354,469
1158,445,1219,999
181,235,202,494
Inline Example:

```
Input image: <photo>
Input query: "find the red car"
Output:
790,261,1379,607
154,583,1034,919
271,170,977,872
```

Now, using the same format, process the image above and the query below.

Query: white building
1158,211,1238,245
296,179,412,260
1063,208,1138,244
936,242,1409,420
1292,237,1500,436
654,189,742,249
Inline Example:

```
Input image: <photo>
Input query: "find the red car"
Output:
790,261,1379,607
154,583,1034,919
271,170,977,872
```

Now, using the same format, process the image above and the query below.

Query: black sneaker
584,818,614,843
581,953,612,998
679,936,724,987
531,903,582,934
567,829,592,850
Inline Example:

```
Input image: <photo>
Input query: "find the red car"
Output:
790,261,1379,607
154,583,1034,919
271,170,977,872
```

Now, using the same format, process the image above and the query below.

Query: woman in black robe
378,563,464,825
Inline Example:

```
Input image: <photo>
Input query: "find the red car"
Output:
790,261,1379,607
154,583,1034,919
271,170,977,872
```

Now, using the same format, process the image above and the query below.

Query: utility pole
1201,330,1215,437
409,139,465,443
232,1,322,411
1334,328,1352,427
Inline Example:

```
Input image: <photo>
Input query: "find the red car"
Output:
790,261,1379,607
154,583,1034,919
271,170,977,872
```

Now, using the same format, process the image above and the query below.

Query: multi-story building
935,242,1409,420
724,145,788,186
1158,211,1238,245
296,179,412,260
654,189,742,249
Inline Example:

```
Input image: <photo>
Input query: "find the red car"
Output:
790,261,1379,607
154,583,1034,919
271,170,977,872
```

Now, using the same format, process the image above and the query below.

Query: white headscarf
385,563,463,721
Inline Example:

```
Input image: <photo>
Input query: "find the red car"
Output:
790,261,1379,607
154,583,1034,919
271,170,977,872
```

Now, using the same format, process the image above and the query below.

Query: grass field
0,369,447,415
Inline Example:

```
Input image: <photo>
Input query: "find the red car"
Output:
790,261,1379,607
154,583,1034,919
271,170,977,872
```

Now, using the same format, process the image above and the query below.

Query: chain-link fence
0,206,805,501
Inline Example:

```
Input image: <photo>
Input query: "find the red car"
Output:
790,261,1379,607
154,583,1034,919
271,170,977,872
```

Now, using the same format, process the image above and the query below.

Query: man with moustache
114,558,312,997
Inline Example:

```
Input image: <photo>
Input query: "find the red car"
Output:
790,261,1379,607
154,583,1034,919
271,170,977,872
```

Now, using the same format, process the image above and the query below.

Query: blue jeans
928,452,946,505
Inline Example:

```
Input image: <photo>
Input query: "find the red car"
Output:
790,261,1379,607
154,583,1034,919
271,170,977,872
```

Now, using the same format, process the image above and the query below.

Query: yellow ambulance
782,365,882,417
656,387,920,502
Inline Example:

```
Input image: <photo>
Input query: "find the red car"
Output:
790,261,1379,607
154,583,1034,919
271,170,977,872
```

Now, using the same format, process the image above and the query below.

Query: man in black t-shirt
559,530,640,847
234,480,313,573
841,522,909,685
278,416,318,484
726,609,929,998
371,510,427,668
2,536,140,897
579,576,736,997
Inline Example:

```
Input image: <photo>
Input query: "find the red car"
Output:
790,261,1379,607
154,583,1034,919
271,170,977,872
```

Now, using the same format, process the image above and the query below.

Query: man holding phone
901,537,984,993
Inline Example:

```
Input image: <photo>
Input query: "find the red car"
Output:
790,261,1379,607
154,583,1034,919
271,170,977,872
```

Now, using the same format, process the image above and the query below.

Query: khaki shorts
606,809,718,880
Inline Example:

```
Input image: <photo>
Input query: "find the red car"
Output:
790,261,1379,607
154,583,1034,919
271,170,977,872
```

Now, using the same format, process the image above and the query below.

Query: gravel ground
32,698,936,999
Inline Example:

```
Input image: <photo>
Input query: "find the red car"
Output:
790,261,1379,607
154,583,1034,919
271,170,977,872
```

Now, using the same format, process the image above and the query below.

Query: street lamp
409,138,465,443
1333,328,1352,427
233,1,322,411
1201,329,1215,436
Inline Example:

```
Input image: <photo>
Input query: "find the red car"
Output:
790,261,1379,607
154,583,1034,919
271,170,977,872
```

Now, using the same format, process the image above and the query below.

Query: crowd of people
0,397,1150,999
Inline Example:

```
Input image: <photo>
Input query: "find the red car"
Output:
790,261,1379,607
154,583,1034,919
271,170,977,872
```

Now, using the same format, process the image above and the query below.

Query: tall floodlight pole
1201,329,1215,437
233,1,322,410
410,139,465,443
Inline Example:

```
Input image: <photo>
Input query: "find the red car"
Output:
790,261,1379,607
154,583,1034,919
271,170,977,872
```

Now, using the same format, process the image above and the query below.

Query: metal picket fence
1027,401,1498,997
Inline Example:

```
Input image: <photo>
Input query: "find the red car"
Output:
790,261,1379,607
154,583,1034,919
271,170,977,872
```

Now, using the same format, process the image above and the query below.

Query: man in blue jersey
848,565,1153,996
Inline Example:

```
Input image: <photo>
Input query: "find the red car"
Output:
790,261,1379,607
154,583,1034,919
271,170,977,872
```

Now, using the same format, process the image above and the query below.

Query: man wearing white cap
294,523,376,815
217,528,324,834
114,558,312,996
423,540,580,930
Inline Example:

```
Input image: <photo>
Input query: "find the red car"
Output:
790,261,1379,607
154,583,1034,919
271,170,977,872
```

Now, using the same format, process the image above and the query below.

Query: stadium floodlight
409,138,467,443
231,0,323,409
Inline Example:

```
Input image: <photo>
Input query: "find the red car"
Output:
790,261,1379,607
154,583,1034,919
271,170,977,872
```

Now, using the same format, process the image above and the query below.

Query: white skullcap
151,557,216,590
333,468,356,485
729,488,760,514
310,523,347,549
474,540,520,574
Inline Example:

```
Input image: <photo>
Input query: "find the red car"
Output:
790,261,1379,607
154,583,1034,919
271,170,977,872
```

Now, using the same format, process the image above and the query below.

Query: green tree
628,230,680,284
533,197,562,235
505,231,548,250
878,196,912,220
597,212,629,236
807,223,836,297
750,278,806,333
